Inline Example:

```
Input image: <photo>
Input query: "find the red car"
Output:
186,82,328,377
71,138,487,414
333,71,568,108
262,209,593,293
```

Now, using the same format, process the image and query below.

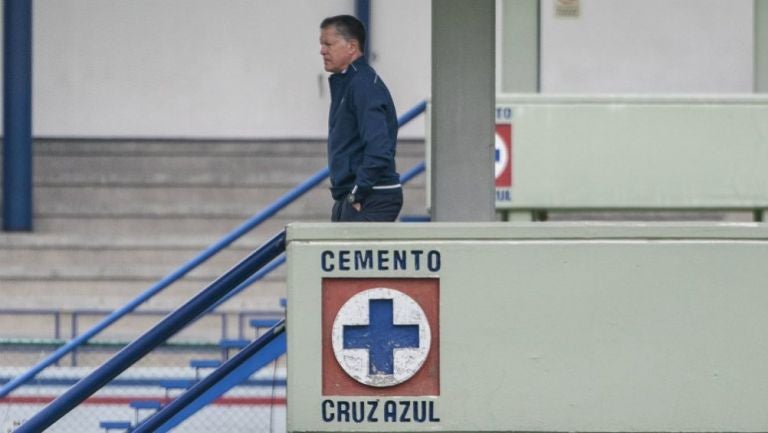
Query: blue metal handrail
15,231,287,433
132,320,286,433
206,158,427,312
400,159,426,184
0,99,428,398
0,169,325,398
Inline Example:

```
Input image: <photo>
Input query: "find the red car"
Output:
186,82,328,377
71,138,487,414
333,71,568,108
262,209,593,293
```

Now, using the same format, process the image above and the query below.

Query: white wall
0,1,757,138
370,0,431,138
540,0,755,93
33,0,349,138
21,0,431,139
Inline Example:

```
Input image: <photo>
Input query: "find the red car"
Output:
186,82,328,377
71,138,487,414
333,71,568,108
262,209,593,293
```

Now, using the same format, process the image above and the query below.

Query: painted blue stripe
0,377,285,388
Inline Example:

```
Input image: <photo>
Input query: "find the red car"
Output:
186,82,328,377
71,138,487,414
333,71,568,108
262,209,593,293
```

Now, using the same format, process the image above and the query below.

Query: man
320,15,402,222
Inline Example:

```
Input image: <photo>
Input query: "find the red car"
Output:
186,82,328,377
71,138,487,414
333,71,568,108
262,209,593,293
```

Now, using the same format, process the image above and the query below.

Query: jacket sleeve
349,78,397,201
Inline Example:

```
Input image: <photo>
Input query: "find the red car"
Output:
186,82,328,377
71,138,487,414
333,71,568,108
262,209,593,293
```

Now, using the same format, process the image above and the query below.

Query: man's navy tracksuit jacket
327,57,400,206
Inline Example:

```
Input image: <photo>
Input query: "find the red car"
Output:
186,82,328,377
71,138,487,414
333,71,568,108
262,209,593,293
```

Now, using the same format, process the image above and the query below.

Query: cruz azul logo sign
332,288,431,387
495,105,513,202
322,278,439,397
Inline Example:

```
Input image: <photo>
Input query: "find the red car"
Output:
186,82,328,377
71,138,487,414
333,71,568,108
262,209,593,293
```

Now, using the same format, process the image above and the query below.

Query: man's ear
349,39,362,54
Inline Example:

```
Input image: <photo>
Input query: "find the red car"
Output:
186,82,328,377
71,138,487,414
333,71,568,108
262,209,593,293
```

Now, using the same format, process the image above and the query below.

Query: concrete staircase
0,139,426,317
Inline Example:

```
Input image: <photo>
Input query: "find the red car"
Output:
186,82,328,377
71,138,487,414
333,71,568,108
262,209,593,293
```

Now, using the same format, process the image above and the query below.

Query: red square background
496,123,513,188
321,278,440,396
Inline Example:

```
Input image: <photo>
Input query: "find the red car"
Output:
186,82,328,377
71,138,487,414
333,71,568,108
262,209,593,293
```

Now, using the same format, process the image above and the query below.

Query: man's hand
351,202,362,212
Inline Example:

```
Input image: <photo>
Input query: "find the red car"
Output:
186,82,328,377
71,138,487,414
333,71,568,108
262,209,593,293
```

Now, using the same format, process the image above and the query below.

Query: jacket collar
334,56,367,77
348,55,366,72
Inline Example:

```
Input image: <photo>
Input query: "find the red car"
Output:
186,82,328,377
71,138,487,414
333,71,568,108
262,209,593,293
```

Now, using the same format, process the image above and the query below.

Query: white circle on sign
331,288,431,387
495,132,509,179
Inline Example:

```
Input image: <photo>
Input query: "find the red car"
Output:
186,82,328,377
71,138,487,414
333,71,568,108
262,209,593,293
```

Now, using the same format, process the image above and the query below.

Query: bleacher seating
0,139,424,336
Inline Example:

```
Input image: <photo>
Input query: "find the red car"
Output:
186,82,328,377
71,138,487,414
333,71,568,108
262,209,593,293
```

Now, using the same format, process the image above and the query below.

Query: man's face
320,27,359,73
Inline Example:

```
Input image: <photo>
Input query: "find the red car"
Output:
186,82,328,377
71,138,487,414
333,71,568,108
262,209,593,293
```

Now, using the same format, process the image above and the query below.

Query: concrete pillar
756,0,768,92
500,0,539,93
430,0,496,221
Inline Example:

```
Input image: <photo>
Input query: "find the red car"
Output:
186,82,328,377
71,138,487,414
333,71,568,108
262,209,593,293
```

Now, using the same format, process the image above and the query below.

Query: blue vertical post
355,0,371,56
3,0,34,231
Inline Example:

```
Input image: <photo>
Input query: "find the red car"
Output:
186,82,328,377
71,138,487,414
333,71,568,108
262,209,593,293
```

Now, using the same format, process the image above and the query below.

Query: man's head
320,15,366,73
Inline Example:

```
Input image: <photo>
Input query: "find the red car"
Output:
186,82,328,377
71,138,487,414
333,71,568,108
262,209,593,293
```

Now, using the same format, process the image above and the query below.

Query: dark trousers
331,188,403,222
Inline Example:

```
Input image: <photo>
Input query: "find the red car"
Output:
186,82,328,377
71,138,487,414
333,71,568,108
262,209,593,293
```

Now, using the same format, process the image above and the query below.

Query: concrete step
33,152,425,188
29,139,425,187
32,139,425,158
5,141,427,188
33,185,427,219
0,278,286,311
0,225,284,249
0,138,425,341
34,153,330,187
31,216,297,240
33,185,329,217
0,245,287,280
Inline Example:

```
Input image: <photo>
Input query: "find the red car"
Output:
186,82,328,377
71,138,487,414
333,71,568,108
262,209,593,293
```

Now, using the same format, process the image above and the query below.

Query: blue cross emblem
343,299,420,375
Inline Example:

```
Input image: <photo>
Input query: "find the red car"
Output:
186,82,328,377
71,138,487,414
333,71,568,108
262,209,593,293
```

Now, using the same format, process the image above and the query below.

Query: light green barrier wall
287,222,768,433
428,95,768,217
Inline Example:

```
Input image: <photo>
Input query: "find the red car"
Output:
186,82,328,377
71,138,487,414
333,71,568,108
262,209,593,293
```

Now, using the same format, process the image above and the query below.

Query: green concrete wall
500,0,539,93
287,222,768,433
496,95,768,211
757,0,768,92
427,95,768,214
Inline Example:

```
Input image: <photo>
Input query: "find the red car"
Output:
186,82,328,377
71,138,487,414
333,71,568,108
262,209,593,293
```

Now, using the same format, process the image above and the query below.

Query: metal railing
15,231,287,433
0,168,325,397
206,157,428,312
133,320,286,433
0,308,281,366
0,99,427,398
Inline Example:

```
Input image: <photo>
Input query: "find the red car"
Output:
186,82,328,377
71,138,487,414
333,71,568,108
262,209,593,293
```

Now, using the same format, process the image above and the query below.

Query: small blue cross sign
332,287,432,387
343,299,420,375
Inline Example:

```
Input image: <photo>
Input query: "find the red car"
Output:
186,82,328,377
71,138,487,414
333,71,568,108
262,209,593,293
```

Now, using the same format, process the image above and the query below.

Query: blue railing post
355,0,371,55
14,231,287,433
3,0,33,231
